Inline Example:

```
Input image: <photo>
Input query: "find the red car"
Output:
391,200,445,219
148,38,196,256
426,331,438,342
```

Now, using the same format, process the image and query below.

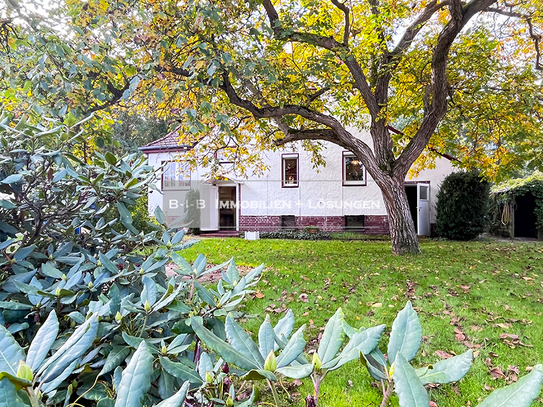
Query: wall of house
144,130,456,233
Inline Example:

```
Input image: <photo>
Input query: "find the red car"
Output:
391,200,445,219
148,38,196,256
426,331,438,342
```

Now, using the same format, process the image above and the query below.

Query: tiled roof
139,128,191,152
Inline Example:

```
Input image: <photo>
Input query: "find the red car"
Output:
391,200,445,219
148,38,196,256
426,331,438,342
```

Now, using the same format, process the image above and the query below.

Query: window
282,154,299,187
343,152,366,186
345,215,365,231
162,161,190,190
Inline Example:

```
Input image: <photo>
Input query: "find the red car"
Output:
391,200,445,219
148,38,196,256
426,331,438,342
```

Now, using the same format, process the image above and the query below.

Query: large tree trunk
375,175,420,255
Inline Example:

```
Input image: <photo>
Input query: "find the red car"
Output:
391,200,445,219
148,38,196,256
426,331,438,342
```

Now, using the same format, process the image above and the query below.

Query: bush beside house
435,171,490,240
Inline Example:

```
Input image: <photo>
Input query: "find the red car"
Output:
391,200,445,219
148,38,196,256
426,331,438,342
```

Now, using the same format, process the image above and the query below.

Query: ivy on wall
491,172,543,231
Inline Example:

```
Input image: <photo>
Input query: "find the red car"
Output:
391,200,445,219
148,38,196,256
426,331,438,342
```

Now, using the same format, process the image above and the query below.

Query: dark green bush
435,171,490,240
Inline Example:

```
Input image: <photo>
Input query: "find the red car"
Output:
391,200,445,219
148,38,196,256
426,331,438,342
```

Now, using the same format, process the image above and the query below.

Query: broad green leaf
160,357,203,384
363,347,388,381
276,363,314,379
241,369,277,381
100,347,131,376
105,152,117,165
41,359,78,394
225,314,265,368
477,364,543,407
324,324,386,371
392,353,429,407
38,315,97,377
0,371,32,390
154,381,190,407
317,308,345,364
197,352,214,380
117,202,133,226
40,262,63,279
276,325,306,368
191,317,260,371
388,301,421,364
0,378,27,407
416,350,473,385
258,316,275,360
99,252,119,274
193,281,216,306
26,310,59,372
0,325,26,376
1,174,23,184
115,342,154,407
40,318,98,383
141,276,157,306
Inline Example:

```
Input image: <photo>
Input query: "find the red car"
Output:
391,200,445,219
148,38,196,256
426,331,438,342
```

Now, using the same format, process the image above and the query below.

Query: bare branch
330,0,350,45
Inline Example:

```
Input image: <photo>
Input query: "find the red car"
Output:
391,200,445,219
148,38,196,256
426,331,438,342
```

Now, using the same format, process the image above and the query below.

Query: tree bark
374,174,420,255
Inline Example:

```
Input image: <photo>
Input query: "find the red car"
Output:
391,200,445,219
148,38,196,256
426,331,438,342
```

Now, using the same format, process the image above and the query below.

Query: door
417,183,430,236
200,183,219,231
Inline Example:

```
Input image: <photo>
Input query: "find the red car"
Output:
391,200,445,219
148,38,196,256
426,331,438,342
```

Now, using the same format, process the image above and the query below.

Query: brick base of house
239,215,390,234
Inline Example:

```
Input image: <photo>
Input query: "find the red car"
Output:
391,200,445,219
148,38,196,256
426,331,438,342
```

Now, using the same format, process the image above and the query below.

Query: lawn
181,237,543,407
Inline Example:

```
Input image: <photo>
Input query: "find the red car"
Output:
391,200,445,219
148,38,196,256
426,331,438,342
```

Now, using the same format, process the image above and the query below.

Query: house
140,129,456,235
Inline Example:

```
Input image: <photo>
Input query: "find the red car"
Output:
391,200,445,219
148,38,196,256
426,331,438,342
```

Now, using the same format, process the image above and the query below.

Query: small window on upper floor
162,161,191,190
282,154,299,188
343,152,366,186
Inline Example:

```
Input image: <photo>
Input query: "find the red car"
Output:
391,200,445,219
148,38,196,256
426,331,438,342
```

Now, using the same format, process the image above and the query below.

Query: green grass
181,238,543,407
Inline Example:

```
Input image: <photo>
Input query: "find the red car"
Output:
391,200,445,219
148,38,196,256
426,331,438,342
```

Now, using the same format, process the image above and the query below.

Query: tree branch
395,0,498,175
330,0,350,45
259,0,380,118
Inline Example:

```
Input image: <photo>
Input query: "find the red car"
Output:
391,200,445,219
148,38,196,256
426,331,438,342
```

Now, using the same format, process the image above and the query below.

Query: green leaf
160,357,203,384
416,350,473,385
241,369,277,381
154,206,165,225
392,353,429,407
41,359,78,394
99,252,119,274
324,324,386,371
117,202,133,225
141,276,157,306
388,301,421,364
191,317,260,371
41,262,63,279
0,371,32,390
105,152,117,165
225,314,265,368
1,174,23,184
477,364,543,407
40,318,98,383
236,386,257,407
317,308,345,365
276,363,314,379
37,315,97,377
0,378,28,407
26,310,59,372
276,325,306,368
363,347,388,381
0,325,26,376
154,381,190,407
114,342,154,407
100,347,131,376
258,316,275,360
193,281,216,306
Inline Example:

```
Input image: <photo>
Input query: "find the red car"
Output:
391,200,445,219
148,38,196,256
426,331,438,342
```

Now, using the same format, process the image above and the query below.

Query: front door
417,183,430,236
200,183,219,231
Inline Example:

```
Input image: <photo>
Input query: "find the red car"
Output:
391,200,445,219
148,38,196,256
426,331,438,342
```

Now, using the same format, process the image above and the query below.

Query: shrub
0,114,262,407
435,171,490,240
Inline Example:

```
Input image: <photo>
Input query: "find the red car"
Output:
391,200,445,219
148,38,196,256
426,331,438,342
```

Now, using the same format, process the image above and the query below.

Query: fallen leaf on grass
490,367,506,379
435,350,453,359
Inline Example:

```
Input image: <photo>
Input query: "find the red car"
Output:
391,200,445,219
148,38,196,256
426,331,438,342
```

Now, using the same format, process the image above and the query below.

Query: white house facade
140,130,455,236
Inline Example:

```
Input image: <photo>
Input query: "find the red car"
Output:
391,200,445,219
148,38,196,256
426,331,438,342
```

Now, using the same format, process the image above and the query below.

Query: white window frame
162,161,191,190
342,152,366,186
282,153,299,188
